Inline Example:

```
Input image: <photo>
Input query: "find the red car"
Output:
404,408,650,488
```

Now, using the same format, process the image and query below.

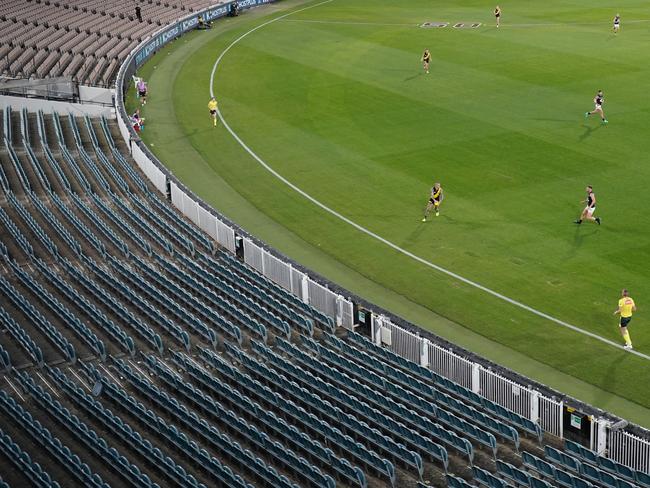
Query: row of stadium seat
179,252,316,336
47,255,172,353
345,330,544,441
0,108,316,365
268,335,479,462
125,252,259,343
549,444,650,488
100,254,222,345
565,440,650,485
8,255,107,359
522,449,639,488
172,347,398,486
0,269,76,362
108,357,336,488
295,334,509,456
0,342,10,371
32,256,143,354
0,386,109,487
170,253,299,338
48,365,240,488
138,352,368,488
91,362,299,488
0,305,45,367
217,342,432,477
214,250,336,332
0,425,62,488
473,465,514,488
8,107,314,349
0,0,220,85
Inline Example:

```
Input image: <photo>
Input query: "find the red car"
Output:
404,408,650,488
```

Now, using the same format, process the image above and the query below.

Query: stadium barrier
112,0,650,474
608,430,650,474
373,314,563,430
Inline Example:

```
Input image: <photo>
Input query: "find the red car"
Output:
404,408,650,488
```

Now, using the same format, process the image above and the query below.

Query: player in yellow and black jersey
422,49,431,74
422,182,443,221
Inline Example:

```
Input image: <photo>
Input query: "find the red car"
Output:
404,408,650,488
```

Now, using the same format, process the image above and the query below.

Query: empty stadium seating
1,105,649,487
0,0,227,86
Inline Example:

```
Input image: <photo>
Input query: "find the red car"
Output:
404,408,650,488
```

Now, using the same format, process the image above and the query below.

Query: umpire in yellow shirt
208,97,218,127
613,289,636,350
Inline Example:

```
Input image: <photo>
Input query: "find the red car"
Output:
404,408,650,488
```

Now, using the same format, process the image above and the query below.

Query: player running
613,289,636,350
585,90,608,124
208,97,218,127
421,49,431,74
494,6,501,28
613,13,620,34
422,182,444,221
574,185,601,225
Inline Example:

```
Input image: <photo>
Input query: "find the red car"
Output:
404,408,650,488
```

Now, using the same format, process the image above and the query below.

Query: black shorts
138,90,147,97
210,110,217,115
429,198,439,205
620,316,632,327
495,13,500,18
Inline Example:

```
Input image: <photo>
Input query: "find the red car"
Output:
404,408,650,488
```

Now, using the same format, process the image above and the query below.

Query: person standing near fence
613,289,636,350
137,79,148,106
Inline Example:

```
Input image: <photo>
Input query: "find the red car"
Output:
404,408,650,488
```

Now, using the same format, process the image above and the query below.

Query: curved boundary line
209,0,650,361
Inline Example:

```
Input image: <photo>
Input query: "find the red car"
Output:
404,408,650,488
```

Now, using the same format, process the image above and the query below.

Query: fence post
301,275,309,304
595,419,608,455
530,390,540,423
335,296,343,327
420,338,429,368
373,315,383,346
471,363,481,393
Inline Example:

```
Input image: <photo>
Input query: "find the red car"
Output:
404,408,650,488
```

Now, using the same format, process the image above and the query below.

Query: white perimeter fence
112,0,650,476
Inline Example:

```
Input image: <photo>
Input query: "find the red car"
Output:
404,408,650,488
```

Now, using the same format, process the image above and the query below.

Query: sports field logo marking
210,0,650,361
420,22,448,28
453,22,482,28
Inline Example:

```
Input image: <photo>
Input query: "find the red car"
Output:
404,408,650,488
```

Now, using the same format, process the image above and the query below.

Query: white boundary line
210,1,650,361
281,18,417,27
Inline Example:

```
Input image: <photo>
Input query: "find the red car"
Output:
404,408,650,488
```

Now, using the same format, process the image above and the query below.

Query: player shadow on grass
404,72,424,82
531,117,576,122
578,124,602,143
591,353,632,407
566,224,598,260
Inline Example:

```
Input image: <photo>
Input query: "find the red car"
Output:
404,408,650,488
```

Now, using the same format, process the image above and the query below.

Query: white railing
428,340,474,390
539,395,563,438
375,315,563,433
608,430,650,474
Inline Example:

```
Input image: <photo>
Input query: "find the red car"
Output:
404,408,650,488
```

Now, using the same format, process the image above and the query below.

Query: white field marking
281,18,417,27
68,368,91,391
98,363,123,387
210,0,334,97
280,17,650,29
209,2,650,361
36,371,59,398
4,376,25,401
501,19,650,28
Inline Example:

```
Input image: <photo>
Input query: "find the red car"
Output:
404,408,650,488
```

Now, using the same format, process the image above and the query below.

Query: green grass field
129,0,650,425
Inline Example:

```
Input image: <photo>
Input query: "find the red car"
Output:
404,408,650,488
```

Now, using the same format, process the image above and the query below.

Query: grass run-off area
129,0,650,425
